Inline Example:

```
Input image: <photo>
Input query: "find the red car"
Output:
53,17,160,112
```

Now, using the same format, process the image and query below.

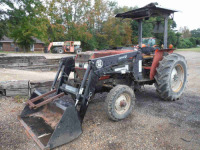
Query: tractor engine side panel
75,50,136,80
75,54,92,80
75,52,136,87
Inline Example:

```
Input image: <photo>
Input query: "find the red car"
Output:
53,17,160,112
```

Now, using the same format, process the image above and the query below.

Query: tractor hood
77,49,136,61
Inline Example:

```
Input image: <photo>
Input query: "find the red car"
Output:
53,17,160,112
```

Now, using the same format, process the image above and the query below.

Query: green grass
0,51,15,53
177,47,200,52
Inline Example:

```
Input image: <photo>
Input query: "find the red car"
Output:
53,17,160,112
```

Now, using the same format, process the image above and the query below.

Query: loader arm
76,50,142,121
54,50,142,121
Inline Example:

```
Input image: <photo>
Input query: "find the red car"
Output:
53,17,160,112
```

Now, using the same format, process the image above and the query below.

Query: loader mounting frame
38,50,142,122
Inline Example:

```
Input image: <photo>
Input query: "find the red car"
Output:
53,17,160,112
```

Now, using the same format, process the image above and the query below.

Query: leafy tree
1,0,48,51
101,17,132,48
191,28,200,38
0,19,8,39
179,26,191,38
189,37,196,47
175,32,182,48
44,0,66,42
178,38,193,48
0,9,8,39
196,38,200,45
168,30,177,46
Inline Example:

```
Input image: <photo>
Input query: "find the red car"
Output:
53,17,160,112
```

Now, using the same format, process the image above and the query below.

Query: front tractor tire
105,85,135,121
54,47,64,54
75,48,82,54
155,53,187,101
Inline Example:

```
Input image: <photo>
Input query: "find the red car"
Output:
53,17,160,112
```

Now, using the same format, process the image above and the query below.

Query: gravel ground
0,51,200,150
0,69,57,82
0,69,74,81
0,53,75,59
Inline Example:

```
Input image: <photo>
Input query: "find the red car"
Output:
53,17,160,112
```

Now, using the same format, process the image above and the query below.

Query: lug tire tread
154,53,187,101
105,85,135,121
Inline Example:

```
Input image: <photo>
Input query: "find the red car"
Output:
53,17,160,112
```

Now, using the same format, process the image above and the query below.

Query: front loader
19,3,187,149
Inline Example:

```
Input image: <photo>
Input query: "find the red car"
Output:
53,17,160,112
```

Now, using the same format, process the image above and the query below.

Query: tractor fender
150,49,174,80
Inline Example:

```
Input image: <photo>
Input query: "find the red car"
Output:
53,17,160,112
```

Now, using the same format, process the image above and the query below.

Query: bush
177,38,193,48
189,37,197,47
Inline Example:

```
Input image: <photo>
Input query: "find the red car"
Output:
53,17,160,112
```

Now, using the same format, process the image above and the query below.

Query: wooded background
1,0,200,51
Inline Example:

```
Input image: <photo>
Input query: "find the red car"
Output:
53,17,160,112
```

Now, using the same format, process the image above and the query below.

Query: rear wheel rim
171,64,184,92
115,93,131,115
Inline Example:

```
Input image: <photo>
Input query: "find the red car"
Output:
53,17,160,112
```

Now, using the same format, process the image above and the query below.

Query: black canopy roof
115,3,178,20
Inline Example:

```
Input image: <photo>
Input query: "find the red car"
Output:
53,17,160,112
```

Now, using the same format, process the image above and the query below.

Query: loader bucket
19,90,82,149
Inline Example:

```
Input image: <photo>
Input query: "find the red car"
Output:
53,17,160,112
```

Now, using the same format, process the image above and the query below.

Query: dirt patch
0,69,57,82
1,92,200,150
176,51,200,93
0,97,37,150
0,68,74,82
1,53,75,59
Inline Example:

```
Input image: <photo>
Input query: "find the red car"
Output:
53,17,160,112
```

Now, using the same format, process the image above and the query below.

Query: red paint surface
91,50,135,59
99,75,110,80
150,49,174,80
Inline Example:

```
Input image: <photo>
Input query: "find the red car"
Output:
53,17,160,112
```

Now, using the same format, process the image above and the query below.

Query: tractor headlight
84,63,88,69
75,62,79,67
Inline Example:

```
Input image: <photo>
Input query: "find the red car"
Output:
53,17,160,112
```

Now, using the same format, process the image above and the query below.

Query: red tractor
19,3,187,149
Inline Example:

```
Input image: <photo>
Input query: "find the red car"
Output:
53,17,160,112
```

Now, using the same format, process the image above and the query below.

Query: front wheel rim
58,49,63,53
115,93,131,115
170,64,184,92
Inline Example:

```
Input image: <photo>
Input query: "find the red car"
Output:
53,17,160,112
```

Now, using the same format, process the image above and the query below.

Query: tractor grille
75,53,92,79
76,53,92,62
76,69,86,79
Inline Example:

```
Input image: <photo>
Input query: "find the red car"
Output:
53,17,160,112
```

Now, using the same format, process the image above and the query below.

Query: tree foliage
1,0,48,51
179,26,191,38
0,0,134,51
1,0,200,51
0,9,8,39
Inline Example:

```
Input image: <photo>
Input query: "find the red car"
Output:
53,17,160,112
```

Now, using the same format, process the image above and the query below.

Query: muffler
19,90,82,149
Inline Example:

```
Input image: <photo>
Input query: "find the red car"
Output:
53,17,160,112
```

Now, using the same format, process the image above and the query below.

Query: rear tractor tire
105,85,135,121
155,53,187,101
